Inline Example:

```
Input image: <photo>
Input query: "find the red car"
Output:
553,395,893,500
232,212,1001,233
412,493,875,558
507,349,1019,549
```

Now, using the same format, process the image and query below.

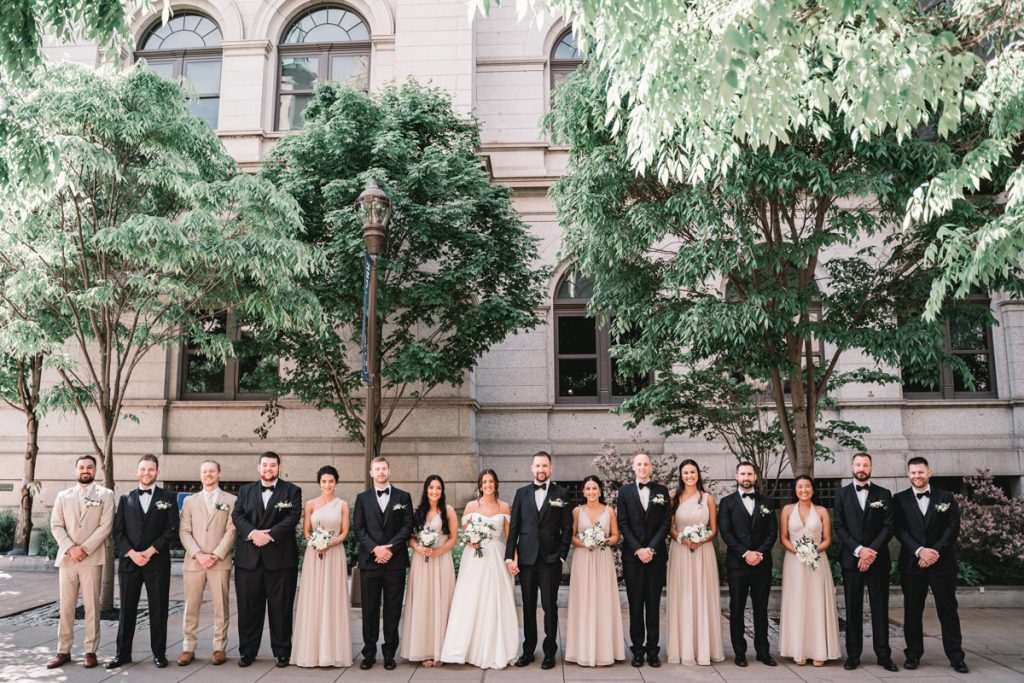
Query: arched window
554,271,649,404
277,5,371,131
550,29,584,90
137,13,223,128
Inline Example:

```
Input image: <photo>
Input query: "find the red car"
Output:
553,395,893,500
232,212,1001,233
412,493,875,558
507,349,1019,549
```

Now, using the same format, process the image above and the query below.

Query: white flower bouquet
795,535,820,570
308,526,335,560
680,524,711,552
461,518,495,558
579,525,608,550
416,527,440,562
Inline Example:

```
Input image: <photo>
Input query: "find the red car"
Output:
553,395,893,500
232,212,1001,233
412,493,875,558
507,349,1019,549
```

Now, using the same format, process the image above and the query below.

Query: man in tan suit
47,455,115,670
178,459,237,666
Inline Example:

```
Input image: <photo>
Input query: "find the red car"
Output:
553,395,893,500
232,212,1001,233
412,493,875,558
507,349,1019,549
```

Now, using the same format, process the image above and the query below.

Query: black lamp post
355,178,392,489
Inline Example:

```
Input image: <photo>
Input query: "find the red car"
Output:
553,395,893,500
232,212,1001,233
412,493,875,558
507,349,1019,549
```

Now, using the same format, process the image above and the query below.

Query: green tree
549,65,1023,477
0,62,319,608
258,81,545,473
477,0,1023,314
0,352,45,553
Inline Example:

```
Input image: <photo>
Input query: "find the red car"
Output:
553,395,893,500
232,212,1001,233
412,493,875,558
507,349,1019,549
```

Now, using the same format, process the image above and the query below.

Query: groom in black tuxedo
352,456,413,670
615,450,671,667
231,451,302,668
894,456,967,674
717,461,778,668
833,452,898,672
107,454,179,670
505,451,573,669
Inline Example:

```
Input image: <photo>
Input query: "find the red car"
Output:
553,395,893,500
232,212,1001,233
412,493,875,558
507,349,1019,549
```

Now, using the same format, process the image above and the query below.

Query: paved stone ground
1,569,1021,682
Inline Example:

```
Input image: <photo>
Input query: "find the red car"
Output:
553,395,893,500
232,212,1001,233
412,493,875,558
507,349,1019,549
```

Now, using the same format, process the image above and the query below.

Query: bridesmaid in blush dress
667,459,724,665
779,475,841,666
565,475,625,667
401,475,458,668
291,465,352,668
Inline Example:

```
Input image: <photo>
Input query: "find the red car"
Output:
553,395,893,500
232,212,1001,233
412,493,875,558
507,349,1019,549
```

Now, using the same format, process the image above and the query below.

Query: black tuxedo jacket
352,486,413,570
113,486,179,572
615,481,672,565
505,482,573,565
894,486,960,576
231,479,301,571
833,482,895,570
717,490,778,570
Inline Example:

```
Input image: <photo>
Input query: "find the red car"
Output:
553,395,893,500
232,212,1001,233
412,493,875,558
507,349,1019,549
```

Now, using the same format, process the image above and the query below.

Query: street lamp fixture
356,177,392,256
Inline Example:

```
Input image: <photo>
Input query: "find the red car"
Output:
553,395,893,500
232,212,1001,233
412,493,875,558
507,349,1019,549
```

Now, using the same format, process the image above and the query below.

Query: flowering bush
955,469,1024,584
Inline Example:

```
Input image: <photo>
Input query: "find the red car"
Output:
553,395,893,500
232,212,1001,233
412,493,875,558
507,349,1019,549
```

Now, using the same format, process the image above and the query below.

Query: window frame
178,310,278,401
550,28,584,92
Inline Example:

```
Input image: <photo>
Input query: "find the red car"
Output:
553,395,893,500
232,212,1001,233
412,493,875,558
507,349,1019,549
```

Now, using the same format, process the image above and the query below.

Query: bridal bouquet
416,527,440,562
795,535,820,570
680,524,711,553
462,518,495,558
308,526,335,560
579,525,608,550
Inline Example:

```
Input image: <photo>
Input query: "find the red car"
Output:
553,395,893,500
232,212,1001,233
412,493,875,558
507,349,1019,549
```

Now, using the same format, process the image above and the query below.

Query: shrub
956,469,1024,584
36,526,59,560
0,510,15,553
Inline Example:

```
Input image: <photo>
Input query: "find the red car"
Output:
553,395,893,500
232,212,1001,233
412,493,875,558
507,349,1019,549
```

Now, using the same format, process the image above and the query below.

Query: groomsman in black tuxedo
231,451,302,668
717,461,778,668
107,454,179,670
353,456,413,670
894,456,967,674
833,452,899,672
505,451,573,669
615,450,671,667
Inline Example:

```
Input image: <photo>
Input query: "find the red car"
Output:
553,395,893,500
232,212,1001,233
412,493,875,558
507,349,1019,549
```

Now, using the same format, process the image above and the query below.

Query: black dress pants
622,560,666,657
360,565,405,659
843,565,892,662
115,562,170,659
727,565,771,658
518,560,561,657
235,557,298,659
902,570,964,664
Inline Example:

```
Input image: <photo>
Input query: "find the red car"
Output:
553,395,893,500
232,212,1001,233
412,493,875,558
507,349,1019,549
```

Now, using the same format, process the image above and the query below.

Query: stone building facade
2,0,1023,524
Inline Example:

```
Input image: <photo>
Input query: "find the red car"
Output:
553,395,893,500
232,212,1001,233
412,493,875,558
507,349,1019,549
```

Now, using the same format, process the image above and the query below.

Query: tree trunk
100,448,116,616
788,373,815,477
12,355,42,554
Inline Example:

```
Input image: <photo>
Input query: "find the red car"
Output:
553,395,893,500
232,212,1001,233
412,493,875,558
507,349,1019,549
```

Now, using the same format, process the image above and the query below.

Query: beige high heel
812,660,825,667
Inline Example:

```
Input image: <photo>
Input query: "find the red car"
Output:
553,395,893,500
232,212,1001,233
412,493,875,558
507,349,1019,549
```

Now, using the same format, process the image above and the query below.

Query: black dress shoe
631,654,644,667
276,656,289,668
514,654,535,667
153,656,168,668
735,653,748,667
904,658,920,670
383,657,396,670
880,659,900,672
105,656,131,669
359,658,375,670
238,654,254,668
952,661,969,674
647,655,661,668
757,654,778,666
844,657,859,670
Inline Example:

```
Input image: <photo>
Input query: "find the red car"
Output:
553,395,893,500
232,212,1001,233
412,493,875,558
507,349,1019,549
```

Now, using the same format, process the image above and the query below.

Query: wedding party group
45,448,968,675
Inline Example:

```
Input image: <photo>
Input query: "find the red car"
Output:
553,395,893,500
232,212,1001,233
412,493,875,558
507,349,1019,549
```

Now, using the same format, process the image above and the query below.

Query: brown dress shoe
211,650,226,665
178,651,194,666
46,653,71,669
83,653,98,669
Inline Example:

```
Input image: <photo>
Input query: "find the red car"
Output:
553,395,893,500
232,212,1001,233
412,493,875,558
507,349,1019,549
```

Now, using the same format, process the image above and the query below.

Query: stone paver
0,570,1020,682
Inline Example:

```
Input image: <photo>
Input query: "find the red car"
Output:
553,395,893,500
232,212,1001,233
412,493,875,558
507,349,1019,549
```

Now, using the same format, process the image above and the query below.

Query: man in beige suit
178,459,237,666
47,455,115,670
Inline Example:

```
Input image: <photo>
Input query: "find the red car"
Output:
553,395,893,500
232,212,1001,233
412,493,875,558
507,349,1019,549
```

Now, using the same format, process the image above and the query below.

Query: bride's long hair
413,474,452,537
477,469,499,501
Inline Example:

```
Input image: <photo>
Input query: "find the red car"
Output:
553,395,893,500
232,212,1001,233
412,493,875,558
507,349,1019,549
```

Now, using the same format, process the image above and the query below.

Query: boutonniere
155,501,172,511
935,502,950,512
869,500,886,510
392,503,407,511
759,505,771,516
274,501,293,510
548,498,566,508
83,497,101,508
651,494,667,506
214,502,230,512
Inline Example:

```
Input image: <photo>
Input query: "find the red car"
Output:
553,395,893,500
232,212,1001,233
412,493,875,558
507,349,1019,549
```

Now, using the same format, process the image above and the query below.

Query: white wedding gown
440,512,520,669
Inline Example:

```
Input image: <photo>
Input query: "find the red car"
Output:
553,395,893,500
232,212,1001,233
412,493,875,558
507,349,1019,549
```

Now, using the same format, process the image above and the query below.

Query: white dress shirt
740,490,756,516
533,480,549,510
636,481,651,510
853,480,870,557
204,487,221,513
138,485,154,514
376,485,391,512
261,479,278,508
914,485,931,516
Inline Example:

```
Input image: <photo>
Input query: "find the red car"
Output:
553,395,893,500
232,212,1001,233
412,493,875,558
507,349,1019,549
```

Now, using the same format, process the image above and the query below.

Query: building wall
4,0,1022,527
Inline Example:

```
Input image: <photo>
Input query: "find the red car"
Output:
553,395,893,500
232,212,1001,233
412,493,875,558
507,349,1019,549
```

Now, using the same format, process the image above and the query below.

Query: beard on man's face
853,471,870,482
77,473,95,485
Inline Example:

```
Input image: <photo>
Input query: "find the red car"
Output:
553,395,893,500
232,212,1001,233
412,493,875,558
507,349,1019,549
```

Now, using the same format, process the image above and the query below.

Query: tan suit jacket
50,484,115,568
179,489,237,572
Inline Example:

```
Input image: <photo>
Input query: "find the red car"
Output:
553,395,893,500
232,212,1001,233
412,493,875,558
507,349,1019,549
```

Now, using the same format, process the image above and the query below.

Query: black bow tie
916,491,930,499
377,488,390,497
856,484,870,492
637,482,649,489
533,483,547,491
261,485,275,493
138,489,152,496
741,492,755,499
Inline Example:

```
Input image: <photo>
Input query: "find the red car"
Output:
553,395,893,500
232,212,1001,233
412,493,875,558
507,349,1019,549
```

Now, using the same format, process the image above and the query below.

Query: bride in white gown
441,469,520,669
